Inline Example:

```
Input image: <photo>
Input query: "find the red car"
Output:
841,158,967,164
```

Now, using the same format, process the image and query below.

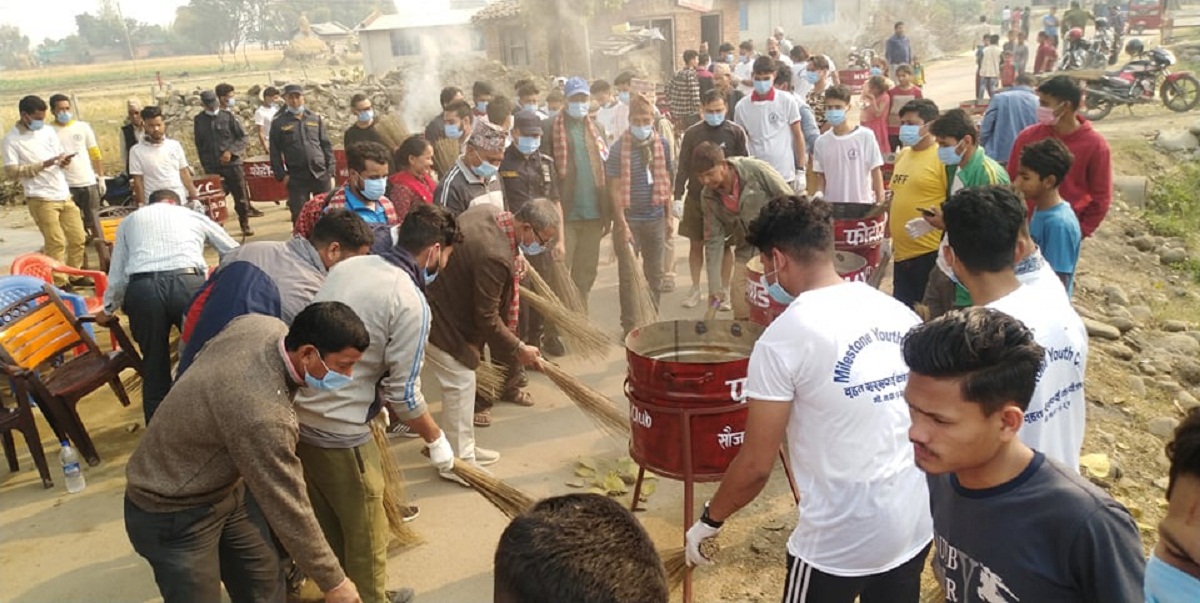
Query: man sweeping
294,204,463,603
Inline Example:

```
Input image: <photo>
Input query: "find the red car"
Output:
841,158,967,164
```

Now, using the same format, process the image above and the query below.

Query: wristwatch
700,501,724,529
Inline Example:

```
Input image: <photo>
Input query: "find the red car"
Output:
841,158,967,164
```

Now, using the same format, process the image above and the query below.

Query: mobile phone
917,207,936,217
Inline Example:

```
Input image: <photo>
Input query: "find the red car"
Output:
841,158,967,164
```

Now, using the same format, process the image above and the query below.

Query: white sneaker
474,447,501,466
682,286,702,308
719,290,732,312
438,469,470,487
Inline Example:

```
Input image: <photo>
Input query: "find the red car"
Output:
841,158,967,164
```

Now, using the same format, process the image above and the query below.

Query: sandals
501,389,535,407
474,411,492,427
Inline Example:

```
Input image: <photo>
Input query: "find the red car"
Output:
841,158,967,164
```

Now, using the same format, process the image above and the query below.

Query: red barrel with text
193,175,228,226
745,253,873,327
334,148,349,186
625,320,764,480
831,202,887,285
243,155,287,202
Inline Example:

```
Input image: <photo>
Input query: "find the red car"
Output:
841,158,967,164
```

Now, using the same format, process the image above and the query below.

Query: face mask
472,157,498,179
546,109,560,118
1145,552,1200,603
476,100,489,113
27,119,44,131
421,247,441,286
287,105,305,115
444,123,462,139
567,102,589,119
520,238,547,256
937,143,963,166
358,109,374,123
762,271,796,305
522,103,538,113
704,112,726,127
1036,105,1057,125
55,111,71,124
805,71,820,84
226,98,236,108
937,243,962,286
740,55,750,64
825,109,847,126
898,124,922,146
304,355,353,391
870,67,883,76
753,80,773,95
618,91,630,104
517,136,541,155
205,108,220,117
361,176,386,200
630,124,654,141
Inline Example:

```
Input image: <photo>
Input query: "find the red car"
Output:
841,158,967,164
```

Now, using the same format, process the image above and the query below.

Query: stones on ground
1080,453,1112,484
1184,331,1200,346
750,536,773,554
1129,305,1154,325
1155,476,1171,491
1177,390,1200,411
1106,317,1136,333
1189,117,1200,136
1084,319,1122,340
1105,344,1135,360
1164,319,1189,332
1149,416,1179,438
1155,129,1200,152
1127,376,1146,397
1175,360,1200,385
1152,333,1200,354
1139,360,1159,376
1160,247,1189,265
1130,235,1156,252
1102,285,1131,306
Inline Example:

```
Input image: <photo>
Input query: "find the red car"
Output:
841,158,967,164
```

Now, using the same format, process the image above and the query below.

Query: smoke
399,31,446,133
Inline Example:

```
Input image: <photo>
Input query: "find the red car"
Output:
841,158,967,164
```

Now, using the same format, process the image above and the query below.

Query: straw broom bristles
121,331,180,396
475,360,507,401
550,258,587,313
662,548,689,592
450,459,536,519
519,286,613,360
614,240,659,329
374,114,409,151
371,418,422,548
433,138,461,178
539,362,630,439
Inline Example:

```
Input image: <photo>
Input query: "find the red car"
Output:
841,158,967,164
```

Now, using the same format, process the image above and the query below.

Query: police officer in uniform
195,87,254,236
270,84,335,224
499,110,565,356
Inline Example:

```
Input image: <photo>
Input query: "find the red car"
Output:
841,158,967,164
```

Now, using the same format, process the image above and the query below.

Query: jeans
125,484,285,603
297,441,389,603
424,344,480,463
781,543,930,603
618,217,666,333
27,198,87,285
563,219,606,304
286,175,331,223
979,76,999,99
123,270,205,423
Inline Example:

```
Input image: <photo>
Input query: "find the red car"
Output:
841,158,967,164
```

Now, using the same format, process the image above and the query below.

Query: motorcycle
847,46,876,71
1080,48,1200,121
1058,39,1108,71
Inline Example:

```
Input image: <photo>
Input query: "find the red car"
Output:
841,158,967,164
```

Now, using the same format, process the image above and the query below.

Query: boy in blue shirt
1016,138,1081,295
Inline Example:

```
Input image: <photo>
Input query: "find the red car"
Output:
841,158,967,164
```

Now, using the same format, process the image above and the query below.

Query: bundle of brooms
432,138,461,179
370,418,422,548
475,360,507,401
614,239,659,329
525,260,586,314
518,285,612,360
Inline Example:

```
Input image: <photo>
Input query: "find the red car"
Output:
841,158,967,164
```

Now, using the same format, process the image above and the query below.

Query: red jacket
1007,117,1112,237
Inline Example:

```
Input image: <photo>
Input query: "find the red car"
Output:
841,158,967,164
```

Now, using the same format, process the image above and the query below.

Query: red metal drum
193,175,228,225
625,320,764,481
834,250,870,283
334,148,349,186
745,254,873,326
838,69,870,94
831,202,887,286
243,155,287,202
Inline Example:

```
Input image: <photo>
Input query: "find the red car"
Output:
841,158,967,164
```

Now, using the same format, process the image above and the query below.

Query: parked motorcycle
1080,45,1200,121
847,46,876,71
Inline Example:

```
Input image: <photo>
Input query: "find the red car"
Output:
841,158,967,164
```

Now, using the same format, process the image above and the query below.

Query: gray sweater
124,315,346,592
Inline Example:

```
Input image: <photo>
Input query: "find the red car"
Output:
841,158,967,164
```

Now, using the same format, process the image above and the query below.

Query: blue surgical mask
870,67,883,76
28,119,44,131
805,71,820,84
361,176,386,201
762,271,795,305
422,266,439,286
567,102,589,119
937,143,963,166
472,159,498,179
517,136,541,155
287,105,305,115
546,109,560,118
726,53,735,63
618,91,631,104
226,98,236,108
55,111,71,124
1145,553,1200,603
630,124,654,141
898,124,922,146
740,55,750,64
358,109,374,123
304,355,353,391
444,123,462,139
205,108,220,117
704,112,726,127
476,100,489,113
752,80,774,95
520,240,547,256
523,103,538,113
825,109,847,126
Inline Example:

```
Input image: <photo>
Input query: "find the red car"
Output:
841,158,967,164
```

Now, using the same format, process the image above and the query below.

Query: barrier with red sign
839,68,871,94
193,175,228,225
243,155,287,202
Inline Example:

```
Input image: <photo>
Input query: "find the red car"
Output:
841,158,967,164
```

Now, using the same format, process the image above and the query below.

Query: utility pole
113,0,139,77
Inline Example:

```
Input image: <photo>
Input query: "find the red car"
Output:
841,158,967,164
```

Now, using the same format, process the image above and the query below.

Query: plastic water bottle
59,440,86,493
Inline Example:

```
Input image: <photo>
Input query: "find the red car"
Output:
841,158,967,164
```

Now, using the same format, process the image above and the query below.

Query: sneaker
387,421,420,439
474,447,501,466
660,274,676,293
247,206,266,218
438,468,470,487
719,289,733,312
682,286,702,308
401,505,420,523
387,587,415,603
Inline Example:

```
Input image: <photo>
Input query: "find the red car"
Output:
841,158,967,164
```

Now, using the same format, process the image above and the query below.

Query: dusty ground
2,35,1198,602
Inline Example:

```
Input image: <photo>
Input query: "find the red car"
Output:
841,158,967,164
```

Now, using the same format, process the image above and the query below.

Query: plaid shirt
292,185,399,238
667,67,701,120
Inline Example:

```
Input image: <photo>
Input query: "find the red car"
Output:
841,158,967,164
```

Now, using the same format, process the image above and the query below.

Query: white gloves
427,430,455,471
685,519,722,567
97,179,107,198
810,190,825,202
188,199,205,213
671,198,684,219
904,217,936,239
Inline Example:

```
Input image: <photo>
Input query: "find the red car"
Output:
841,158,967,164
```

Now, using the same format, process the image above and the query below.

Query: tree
0,25,31,69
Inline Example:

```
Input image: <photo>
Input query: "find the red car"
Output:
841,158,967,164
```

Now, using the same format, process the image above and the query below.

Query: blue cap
564,77,590,98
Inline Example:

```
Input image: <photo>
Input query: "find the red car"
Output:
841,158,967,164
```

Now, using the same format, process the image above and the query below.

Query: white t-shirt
595,102,628,148
129,138,190,204
733,58,755,95
734,90,802,182
254,105,278,133
52,121,99,187
2,124,70,200
987,284,1088,471
746,281,932,576
812,126,883,204
981,45,1004,78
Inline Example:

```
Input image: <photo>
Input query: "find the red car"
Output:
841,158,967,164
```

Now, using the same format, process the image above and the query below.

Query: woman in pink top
861,76,893,156
887,64,925,148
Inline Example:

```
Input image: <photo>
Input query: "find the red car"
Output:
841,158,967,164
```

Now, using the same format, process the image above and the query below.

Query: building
358,0,488,77
309,21,355,54
473,0,739,82
736,0,870,46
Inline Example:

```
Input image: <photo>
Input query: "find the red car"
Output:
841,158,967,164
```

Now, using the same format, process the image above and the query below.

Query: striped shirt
103,202,238,313
604,136,671,222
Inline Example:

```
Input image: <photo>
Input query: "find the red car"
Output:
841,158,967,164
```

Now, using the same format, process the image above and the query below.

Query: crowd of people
2,9,1195,603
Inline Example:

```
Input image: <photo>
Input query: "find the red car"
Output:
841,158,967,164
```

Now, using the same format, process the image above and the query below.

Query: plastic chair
10,253,113,350
92,205,137,273
0,285,143,466
1,376,53,489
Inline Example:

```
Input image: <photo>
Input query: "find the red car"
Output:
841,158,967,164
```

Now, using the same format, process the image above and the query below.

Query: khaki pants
731,260,750,321
296,441,389,603
28,198,87,285
563,219,606,303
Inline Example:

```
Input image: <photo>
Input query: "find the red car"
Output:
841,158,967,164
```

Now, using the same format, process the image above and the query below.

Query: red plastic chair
10,253,114,350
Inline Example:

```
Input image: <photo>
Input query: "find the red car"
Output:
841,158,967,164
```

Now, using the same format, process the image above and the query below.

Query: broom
121,332,180,396
519,286,613,361
433,138,461,179
475,360,507,401
539,362,630,439
374,114,409,151
614,239,659,329
370,418,422,548
661,538,720,592
550,258,587,314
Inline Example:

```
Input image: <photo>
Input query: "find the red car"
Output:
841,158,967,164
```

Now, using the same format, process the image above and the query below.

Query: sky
0,0,189,46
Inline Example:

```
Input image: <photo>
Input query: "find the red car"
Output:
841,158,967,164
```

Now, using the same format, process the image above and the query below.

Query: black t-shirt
929,452,1145,603
343,123,387,150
